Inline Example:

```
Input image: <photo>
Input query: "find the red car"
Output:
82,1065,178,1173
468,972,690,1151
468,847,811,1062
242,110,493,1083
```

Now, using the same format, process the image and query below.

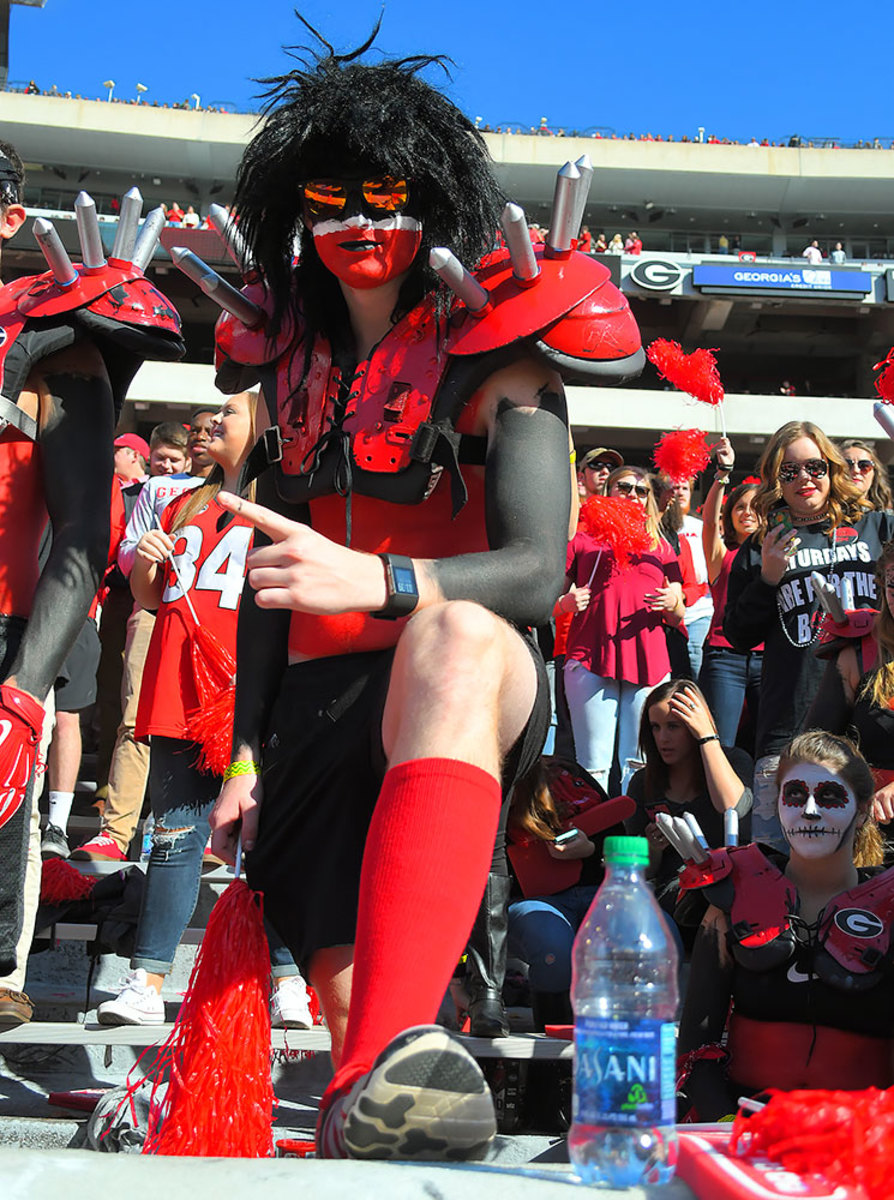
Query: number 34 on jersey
162,521,253,611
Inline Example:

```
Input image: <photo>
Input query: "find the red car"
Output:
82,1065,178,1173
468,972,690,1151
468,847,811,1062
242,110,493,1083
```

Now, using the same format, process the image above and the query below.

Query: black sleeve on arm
7,365,114,701
678,914,737,1121
723,539,778,652
231,467,293,761
803,656,852,734
431,386,570,628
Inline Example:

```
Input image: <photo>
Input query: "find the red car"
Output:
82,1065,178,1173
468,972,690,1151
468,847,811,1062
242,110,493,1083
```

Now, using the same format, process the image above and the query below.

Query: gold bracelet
223,760,260,781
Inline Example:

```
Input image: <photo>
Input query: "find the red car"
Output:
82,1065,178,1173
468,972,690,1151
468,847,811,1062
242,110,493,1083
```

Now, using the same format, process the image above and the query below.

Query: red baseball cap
114,433,150,460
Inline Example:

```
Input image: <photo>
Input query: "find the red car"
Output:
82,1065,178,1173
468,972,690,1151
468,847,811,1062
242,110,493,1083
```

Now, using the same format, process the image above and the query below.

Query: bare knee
402,601,506,673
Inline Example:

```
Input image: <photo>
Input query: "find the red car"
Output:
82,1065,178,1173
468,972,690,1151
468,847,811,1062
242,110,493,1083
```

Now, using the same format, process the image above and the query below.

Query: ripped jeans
132,736,296,978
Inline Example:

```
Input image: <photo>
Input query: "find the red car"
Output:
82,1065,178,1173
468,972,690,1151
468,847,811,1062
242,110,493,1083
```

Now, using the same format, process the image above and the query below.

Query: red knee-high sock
326,757,501,1099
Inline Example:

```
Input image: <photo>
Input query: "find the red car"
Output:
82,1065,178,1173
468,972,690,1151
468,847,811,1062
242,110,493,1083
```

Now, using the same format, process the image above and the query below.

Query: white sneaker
96,969,165,1026
271,975,313,1030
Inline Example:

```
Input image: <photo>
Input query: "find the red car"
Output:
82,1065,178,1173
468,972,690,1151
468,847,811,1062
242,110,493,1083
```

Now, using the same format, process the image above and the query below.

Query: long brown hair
860,539,894,709
722,482,758,549
752,421,867,543
169,392,258,534
778,731,883,867
605,465,664,550
839,438,893,512
509,757,589,842
638,679,716,802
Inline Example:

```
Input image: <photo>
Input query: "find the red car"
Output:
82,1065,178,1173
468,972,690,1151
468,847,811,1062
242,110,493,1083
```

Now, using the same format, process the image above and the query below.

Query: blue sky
8,0,894,144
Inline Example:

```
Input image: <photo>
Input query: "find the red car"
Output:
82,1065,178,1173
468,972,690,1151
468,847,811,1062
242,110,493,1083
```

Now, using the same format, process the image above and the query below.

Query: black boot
465,873,511,1037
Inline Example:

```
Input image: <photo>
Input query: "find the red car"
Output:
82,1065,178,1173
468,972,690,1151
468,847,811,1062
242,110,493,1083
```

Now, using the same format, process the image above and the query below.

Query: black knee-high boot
465,873,512,1038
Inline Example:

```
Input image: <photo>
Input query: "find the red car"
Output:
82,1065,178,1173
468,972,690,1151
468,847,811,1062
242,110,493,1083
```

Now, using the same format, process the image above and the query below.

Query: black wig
232,17,505,340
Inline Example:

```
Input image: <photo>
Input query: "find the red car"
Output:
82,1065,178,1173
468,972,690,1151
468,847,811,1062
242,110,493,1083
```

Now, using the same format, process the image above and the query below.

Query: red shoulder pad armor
10,263,180,338
816,609,878,660
816,868,894,983
678,848,733,892
445,248,643,382
214,280,297,375
727,846,796,951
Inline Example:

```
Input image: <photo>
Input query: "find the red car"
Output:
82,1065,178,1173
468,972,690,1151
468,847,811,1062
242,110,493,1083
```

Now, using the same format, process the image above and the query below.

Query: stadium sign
629,259,685,292
693,263,872,297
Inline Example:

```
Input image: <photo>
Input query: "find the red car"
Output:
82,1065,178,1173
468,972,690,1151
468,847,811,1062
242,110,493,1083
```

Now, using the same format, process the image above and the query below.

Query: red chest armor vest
679,845,894,990
215,247,643,513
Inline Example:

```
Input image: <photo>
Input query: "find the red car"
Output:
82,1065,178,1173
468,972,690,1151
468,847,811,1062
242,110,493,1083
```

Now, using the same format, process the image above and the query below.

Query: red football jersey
135,493,253,740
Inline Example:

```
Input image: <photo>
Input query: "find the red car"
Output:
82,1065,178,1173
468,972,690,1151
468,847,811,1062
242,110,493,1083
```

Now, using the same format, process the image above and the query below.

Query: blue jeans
685,613,712,683
508,885,597,992
132,737,296,977
699,645,763,748
563,660,663,791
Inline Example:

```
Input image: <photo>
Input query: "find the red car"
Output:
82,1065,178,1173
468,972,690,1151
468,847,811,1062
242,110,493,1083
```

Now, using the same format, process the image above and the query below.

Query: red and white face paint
311,213,422,289
778,762,858,859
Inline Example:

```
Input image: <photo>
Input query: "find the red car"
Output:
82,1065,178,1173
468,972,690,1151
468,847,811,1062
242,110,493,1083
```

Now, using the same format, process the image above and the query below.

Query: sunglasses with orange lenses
302,176,410,221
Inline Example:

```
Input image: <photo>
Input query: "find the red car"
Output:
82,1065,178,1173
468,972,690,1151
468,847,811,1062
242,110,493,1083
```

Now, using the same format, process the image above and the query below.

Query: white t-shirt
679,513,714,624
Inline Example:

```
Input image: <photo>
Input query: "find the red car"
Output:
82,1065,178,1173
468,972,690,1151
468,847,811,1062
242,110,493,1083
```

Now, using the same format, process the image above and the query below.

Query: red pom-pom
578,495,652,568
741,475,761,486
731,1086,894,1200
874,348,894,403
186,626,236,777
647,339,724,406
653,429,712,482
40,857,97,905
137,880,274,1157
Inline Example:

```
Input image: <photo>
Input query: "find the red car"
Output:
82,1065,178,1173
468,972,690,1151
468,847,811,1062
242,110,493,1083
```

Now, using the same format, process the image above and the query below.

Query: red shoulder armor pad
446,248,644,384
11,263,180,341
816,868,894,986
727,846,796,952
214,280,299,379
816,609,878,660
678,848,733,892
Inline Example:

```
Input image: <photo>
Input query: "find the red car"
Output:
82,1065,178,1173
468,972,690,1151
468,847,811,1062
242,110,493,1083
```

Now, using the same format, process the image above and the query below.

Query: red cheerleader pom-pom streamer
578,495,652,569
653,429,712,482
40,857,97,905
185,625,236,778
135,877,274,1157
873,348,894,403
647,339,724,407
731,1087,894,1200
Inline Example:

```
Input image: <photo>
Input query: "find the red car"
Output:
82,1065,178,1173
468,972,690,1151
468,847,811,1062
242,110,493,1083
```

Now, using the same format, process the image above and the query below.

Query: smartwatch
373,553,419,620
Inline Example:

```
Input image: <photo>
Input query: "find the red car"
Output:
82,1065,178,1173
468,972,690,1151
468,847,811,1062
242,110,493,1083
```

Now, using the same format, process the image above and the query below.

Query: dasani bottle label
574,1016,675,1126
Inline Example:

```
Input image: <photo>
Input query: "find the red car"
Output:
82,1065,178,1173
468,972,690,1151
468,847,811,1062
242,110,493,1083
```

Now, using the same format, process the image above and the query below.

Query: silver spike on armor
570,154,593,240
874,401,894,441
171,248,263,327
131,206,166,272
724,809,739,848
74,192,106,270
810,570,846,624
501,203,540,284
110,187,143,263
545,162,580,257
208,204,251,274
428,248,490,312
33,218,78,286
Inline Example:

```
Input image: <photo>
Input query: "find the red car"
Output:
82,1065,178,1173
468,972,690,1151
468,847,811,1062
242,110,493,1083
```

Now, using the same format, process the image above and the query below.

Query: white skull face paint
778,762,857,859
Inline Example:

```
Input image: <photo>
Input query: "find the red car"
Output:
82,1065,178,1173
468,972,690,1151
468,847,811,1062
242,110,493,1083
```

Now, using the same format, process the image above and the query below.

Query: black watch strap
372,553,419,620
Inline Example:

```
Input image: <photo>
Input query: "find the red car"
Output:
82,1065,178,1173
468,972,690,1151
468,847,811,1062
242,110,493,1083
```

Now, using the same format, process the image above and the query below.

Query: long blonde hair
752,421,867,543
839,439,893,512
606,465,664,550
169,392,258,534
778,731,883,867
859,540,894,709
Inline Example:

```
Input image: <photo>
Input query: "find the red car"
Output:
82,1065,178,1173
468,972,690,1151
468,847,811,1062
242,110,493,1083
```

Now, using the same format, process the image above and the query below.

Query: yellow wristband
223,760,260,781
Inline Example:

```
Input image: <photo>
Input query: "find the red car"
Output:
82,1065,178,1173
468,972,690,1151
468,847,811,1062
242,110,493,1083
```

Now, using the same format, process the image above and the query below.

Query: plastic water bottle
140,814,155,863
569,835,679,1188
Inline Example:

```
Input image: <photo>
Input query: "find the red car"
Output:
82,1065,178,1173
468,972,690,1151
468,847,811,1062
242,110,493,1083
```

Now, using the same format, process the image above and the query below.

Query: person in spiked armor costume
176,19,643,1159
0,143,184,1024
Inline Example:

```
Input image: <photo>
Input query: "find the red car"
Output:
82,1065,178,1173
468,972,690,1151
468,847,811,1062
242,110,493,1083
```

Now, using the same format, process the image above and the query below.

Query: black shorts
55,618,101,712
247,633,550,968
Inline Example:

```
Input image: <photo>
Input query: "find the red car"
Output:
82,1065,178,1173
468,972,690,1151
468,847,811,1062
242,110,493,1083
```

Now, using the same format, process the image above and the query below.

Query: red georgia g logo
0,718,28,830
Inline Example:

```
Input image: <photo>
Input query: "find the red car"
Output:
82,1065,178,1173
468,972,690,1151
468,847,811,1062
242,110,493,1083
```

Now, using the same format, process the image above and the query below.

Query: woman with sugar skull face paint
676,731,894,1123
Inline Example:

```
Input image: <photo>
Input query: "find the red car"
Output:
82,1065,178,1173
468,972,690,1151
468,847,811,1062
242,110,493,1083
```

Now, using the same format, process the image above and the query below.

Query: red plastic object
577,495,652,569
275,1138,316,1158
7,265,180,336
40,857,97,905
653,428,712,482
874,348,894,403
678,1129,862,1199
647,339,725,406
544,1024,573,1040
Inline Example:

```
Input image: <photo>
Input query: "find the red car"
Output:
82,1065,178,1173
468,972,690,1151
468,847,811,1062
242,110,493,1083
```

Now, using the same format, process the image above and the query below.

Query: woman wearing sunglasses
839,439,893,511
678,732,889,1121
724,421,894,849
561,465,684,792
